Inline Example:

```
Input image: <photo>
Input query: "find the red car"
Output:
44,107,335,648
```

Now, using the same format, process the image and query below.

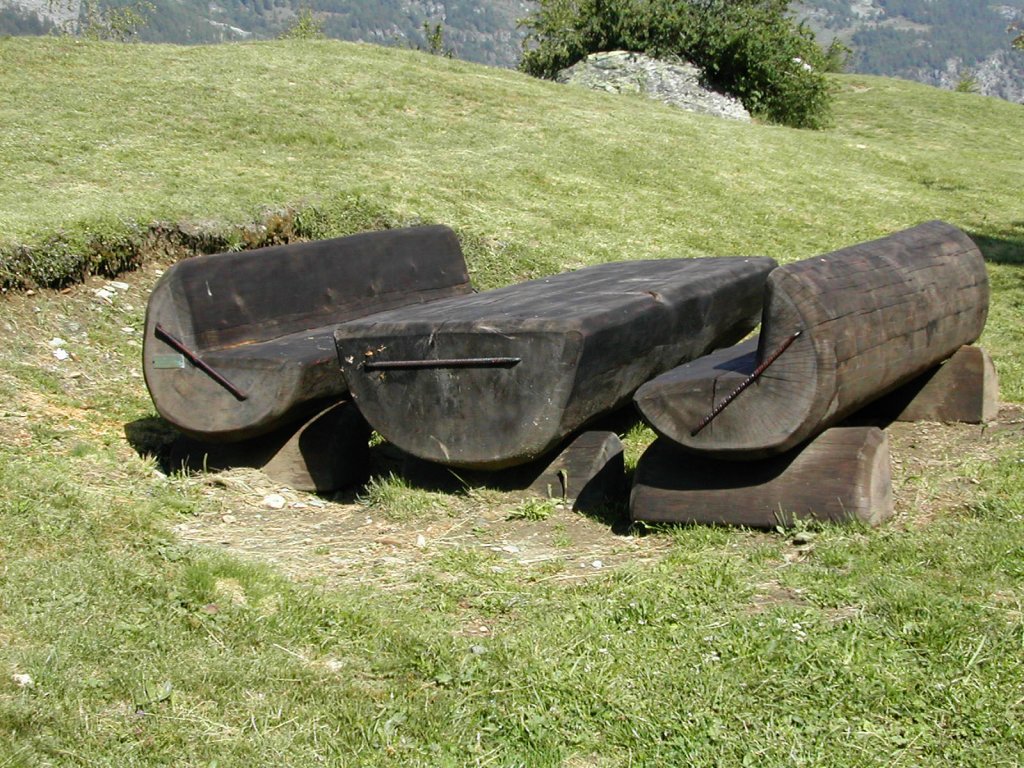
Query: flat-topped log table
336,256,777,469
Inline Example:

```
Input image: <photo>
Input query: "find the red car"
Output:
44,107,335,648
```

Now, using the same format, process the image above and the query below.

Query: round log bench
634,221,989,460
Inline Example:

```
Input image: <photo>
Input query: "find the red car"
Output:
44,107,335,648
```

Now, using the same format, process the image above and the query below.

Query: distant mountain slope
2,0,1023,100
0,0,529,66
795,0,1024,102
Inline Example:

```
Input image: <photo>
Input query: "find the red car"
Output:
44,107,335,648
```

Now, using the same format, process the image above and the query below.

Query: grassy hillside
1,37,1023,766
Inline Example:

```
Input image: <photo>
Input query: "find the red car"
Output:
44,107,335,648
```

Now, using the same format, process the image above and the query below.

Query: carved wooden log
630,427,893,528
144,225,472,442
634,221,988,460
336,256,777,469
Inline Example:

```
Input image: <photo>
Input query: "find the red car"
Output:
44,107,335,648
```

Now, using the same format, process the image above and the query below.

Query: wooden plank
635,221,989,459
144,225,472,442
630,427,893,528
169,401,371,492
865,345,999,424
336,256,777,469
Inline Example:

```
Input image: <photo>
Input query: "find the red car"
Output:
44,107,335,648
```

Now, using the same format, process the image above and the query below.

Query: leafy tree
279,7,325,39
955,70,980,93
518,0,834,129
79,1,155,42
420,21,454,58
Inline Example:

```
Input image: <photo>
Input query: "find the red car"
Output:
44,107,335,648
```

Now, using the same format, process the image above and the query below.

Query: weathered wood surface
169,401,371,492
635,221,989,460
630,427,893,528
144,225,472,442
526,431,625,512
336,256,777,469
867,345,999,424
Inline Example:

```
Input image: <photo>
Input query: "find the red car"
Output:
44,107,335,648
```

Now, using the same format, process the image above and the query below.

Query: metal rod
154,323,248,402
690,330,802,437
362,357,521,371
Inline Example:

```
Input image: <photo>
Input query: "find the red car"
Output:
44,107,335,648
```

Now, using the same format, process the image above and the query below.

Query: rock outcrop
556,51,751,122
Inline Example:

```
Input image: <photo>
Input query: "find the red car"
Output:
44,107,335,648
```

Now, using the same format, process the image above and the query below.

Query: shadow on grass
359,404,650,534
368,433,633,534
124,409,638,534
968,225,1024,265
124,415,180,473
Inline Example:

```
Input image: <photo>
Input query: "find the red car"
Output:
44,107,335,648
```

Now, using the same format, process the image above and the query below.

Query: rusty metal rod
362,357,521,371
691,330,802,437
154,323,248,402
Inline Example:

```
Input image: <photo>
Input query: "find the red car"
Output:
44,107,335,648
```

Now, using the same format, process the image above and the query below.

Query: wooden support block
630,427,893,528
526,431,625,512
378,430,626,513
169,401,371,492
867,345,998,424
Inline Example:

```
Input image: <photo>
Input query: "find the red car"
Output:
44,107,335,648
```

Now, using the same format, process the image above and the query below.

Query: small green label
152,353,185,369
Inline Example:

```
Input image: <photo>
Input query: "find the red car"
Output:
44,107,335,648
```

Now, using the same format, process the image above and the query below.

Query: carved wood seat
143,225,472,442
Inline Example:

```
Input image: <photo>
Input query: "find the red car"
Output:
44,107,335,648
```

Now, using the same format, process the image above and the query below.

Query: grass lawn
1,37,1023,766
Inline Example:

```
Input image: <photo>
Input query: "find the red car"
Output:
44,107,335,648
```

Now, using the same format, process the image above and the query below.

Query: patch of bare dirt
169,405,1024,590
170,464,671,590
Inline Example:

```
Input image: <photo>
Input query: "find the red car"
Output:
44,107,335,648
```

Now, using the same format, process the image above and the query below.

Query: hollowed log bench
143,225,473,444
335,256,778,470
634,221,989,461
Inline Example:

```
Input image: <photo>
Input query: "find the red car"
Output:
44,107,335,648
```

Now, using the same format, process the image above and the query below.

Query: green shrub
79,0,155,42
278,8,325,41
519,0,834,129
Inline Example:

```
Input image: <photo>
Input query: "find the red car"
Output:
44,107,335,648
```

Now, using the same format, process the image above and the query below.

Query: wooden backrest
164,225,472,351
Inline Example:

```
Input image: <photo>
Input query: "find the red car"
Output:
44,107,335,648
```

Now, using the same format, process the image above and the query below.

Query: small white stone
221,514,236,523
416,534,427,548
93,288,114,301
12,673,33,688
109,281,131,291
591,560,603,569
501,544,520,554
48,337,66,348
263,494,286,510
52,349,70,361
